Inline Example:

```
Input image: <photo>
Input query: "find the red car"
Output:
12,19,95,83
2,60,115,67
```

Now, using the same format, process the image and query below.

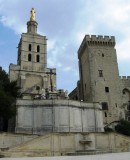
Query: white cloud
117,38,130,61
48,40,56,51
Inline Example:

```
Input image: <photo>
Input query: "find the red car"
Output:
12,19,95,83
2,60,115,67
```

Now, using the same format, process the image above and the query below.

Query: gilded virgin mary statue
30,8,35,21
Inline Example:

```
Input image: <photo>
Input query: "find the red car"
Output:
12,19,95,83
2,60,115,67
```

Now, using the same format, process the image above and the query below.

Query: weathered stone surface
15,100,104,134
0,132,130,158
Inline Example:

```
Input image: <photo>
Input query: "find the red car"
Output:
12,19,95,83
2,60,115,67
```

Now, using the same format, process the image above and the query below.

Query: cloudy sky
0,0,130,93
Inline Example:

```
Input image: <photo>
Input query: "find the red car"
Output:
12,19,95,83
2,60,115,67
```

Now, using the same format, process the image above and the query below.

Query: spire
27,8,38,33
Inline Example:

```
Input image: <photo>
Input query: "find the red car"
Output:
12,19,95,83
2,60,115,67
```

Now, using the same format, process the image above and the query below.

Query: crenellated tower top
78,35,116,57
85,35,115,46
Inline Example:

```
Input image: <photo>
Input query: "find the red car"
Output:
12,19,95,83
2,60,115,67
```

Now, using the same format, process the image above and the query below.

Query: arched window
28,54,31,61
37,45,40,52
28,44,32,51
36,54,40,62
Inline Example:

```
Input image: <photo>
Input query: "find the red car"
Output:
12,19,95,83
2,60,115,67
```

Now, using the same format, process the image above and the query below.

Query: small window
29,44,31,51
37,45,40,52
105,112,107,117
28,54,31,61
102,54,104,57
105,87,109,93
101,102,108,110
36,55,40,62
99,70,103,77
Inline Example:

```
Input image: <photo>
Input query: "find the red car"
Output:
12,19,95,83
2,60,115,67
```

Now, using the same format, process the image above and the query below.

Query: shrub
115,119,130,136
104,126,113,132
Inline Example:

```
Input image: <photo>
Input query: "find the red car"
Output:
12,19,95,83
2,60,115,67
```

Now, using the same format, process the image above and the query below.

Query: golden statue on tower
30,8,35,21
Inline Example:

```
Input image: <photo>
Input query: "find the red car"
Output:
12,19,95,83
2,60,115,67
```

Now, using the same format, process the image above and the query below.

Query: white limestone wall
15,100,104,134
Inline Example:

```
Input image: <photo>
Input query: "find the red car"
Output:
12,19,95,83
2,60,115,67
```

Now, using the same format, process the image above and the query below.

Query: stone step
67,150,118,156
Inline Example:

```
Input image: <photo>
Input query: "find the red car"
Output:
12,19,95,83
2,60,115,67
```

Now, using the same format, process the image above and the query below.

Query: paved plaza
1,152,130,160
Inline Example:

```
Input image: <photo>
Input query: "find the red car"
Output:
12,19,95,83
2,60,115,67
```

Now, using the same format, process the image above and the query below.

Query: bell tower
9,8,57,99
17,8,47,72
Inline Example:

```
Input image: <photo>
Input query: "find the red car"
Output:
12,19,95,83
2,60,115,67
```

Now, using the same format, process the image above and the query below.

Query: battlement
78,34,116,58
85,35,115,46
120,76,130,80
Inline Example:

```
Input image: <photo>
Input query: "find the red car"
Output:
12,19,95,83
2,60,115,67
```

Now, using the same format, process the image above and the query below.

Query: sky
0,0,130,93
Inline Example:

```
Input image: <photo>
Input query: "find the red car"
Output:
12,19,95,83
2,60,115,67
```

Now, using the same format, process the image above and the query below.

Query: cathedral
9,8,57,100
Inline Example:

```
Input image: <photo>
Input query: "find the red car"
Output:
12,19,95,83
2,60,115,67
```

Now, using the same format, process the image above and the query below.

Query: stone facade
15,99,104,134
69,35,130,124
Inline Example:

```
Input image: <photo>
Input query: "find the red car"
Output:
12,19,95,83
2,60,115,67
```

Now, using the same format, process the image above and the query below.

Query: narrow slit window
28,54,31,61
36,54,40,62
29,44,32,51
37,45,40,52
105,112,107,117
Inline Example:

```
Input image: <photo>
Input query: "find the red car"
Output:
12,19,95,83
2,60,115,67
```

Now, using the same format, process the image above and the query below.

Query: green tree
0,67,20,131
115,119,130,136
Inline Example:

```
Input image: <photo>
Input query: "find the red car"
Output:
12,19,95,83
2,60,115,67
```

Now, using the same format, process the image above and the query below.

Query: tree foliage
104,126,113,132
0,67,20,131
115,119,130,136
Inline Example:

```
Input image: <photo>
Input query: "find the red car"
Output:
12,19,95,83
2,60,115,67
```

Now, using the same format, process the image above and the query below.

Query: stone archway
122,88,130,121
122,88,130,103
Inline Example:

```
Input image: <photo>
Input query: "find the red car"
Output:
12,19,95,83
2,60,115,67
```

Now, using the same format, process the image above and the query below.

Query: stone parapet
120,76,130,80
16,99,101,109
85,35,115,43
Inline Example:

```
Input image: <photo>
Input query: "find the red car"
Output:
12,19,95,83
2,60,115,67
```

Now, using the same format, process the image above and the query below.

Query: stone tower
9,8,57,99
77,35,123,124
